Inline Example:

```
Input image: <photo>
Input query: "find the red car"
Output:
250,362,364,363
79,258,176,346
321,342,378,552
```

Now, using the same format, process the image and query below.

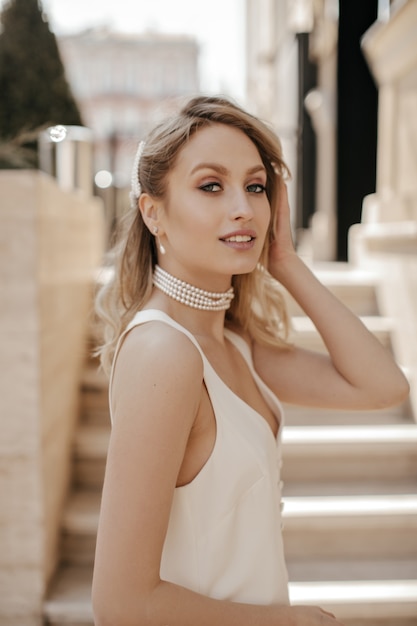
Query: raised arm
92,321,344,626
253,180,409,410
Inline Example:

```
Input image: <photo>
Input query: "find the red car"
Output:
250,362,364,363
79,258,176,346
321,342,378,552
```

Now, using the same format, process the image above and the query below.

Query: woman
92,95,409,625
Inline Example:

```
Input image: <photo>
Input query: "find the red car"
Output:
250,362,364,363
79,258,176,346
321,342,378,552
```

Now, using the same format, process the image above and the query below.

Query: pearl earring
153,226,166,255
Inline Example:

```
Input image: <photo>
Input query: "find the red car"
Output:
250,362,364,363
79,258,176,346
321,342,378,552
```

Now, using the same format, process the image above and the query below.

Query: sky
2,0,246,101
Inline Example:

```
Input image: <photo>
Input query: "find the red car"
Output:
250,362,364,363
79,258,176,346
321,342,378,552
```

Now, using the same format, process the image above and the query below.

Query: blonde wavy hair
96,95,293,374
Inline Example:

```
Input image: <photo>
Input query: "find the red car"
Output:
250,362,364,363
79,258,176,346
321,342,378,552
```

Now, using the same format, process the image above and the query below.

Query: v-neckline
215,366,282,442
203,331,282,442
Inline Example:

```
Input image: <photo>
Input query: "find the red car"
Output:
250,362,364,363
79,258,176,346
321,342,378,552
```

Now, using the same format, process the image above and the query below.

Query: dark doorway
296,32,317,234
336,0,379,260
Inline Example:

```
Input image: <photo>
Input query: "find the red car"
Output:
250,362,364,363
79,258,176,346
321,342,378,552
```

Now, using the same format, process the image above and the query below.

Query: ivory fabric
110,309,289,606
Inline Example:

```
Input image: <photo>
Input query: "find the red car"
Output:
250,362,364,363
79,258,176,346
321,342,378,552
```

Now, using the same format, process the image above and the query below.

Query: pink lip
219,229,257,241
219,229,257,251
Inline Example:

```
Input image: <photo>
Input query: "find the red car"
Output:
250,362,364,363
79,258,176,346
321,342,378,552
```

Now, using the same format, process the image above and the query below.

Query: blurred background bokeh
0,0,394,260
1,1,417,625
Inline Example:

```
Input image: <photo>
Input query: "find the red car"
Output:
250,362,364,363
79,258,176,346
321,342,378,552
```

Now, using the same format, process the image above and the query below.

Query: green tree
0,0,82,166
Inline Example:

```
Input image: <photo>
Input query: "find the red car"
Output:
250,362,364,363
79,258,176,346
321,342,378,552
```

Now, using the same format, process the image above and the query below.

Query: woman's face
159,123,271,289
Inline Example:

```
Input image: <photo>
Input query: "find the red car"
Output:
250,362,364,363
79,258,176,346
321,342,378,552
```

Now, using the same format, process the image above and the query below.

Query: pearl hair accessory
130,140,145,209
153,265,234,311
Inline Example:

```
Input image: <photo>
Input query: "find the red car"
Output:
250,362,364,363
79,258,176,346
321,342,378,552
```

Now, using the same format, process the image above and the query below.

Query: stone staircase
43,263,417,625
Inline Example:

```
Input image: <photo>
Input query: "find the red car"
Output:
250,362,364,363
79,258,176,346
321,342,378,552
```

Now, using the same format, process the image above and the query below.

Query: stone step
289,577,417,623
43,564,417,626
281,423,417,483
73,422,417,489
282,402,410,426
60,489,417,566
287,557,417,583
79,363,109,425
73,424,109,489
288,558,417,623
283,479,417,497
282,493,417,559
61,490,100,566
282,263,380,317
291,315,393,352
44,566,93,626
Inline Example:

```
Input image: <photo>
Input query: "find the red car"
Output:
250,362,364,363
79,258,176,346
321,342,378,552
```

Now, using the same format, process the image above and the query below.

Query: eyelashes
199,182,222,192
247,183,266,193
199,182,267,194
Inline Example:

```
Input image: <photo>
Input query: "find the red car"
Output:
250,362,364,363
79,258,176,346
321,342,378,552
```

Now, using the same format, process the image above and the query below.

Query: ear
138,193,164,235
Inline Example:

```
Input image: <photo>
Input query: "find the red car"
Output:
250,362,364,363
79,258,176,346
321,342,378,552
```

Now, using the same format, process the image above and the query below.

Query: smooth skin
92,124,409,626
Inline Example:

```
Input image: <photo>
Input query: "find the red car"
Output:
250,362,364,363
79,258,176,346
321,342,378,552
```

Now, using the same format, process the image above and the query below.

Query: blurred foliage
0,0,83,168
0,126,47,168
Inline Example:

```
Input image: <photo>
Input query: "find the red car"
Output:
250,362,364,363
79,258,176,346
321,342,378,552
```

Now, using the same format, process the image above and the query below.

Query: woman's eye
199,182,222,193
247,183,266,193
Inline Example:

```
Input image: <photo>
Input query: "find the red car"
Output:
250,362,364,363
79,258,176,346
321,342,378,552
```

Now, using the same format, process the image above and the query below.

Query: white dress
110,309,290,606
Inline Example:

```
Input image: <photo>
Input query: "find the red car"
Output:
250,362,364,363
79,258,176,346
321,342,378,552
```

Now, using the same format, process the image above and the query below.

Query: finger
319,607,340,620
276,175,288,201
323,611,345,624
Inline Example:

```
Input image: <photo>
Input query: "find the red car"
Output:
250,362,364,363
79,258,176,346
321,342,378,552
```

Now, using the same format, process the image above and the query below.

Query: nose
229,188,254,221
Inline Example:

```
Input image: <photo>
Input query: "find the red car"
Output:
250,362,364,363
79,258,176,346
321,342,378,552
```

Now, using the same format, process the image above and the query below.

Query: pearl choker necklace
153,265,234,311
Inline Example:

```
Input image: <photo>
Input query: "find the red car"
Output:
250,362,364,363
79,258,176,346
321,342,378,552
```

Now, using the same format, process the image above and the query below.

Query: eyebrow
190,163,267,177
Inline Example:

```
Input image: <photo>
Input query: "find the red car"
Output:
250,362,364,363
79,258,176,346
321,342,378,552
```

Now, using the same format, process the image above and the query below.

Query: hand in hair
268,177,296,274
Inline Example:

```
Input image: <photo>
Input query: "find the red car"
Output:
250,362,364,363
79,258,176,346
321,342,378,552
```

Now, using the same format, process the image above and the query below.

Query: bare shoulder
111,320,204,417
119,319,202,365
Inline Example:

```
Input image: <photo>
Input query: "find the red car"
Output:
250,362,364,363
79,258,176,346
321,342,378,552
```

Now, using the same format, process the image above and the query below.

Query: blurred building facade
58,29,200,230
245,0,394,261
245,0,300,242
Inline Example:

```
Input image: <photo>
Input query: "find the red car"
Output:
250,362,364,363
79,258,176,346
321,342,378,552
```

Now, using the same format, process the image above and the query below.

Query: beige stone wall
0,171,105,624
